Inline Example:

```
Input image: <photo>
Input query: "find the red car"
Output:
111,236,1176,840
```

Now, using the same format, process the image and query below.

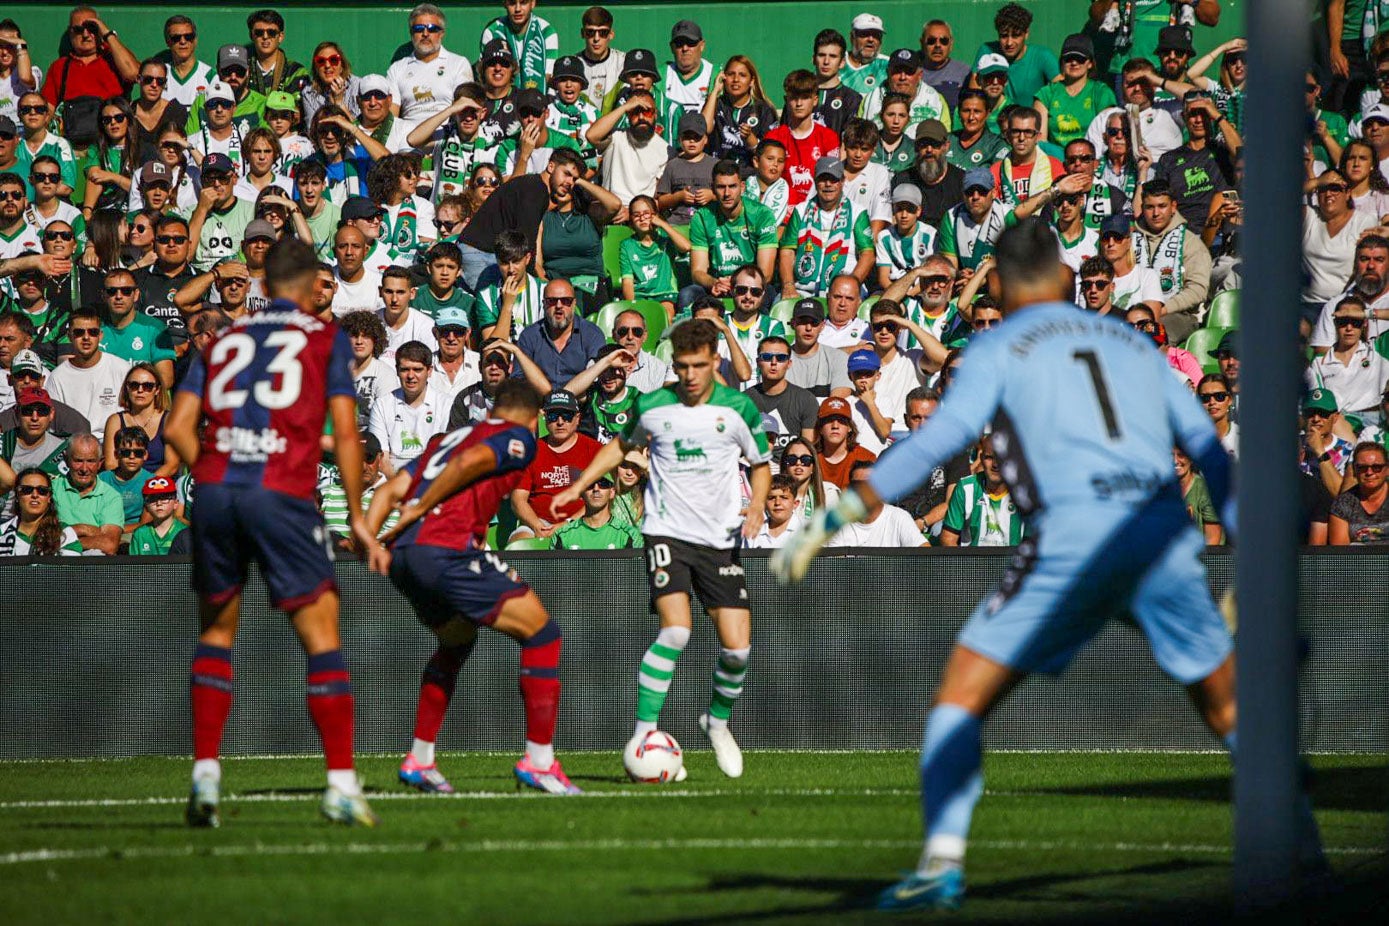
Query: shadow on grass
1034,764,1387,812
21,821,191,831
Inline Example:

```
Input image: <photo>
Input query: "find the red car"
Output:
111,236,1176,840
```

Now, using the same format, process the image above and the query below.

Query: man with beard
0,172,40,262
186,46,266,137
386,4,475,135
840,14,890,96
1312,234,1389,351
938,167,1011,273
588,90,669,212
515,278,606,387
1131,179,1211,344
1152,26,1197,120
891,119,964,227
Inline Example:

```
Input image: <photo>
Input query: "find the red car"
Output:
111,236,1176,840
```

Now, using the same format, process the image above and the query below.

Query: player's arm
164,388,204,468
552,436,630,510
366,469,413,538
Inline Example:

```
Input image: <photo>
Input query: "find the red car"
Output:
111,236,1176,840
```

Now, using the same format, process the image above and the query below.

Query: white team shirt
378,306,439,360
368,385,450,469
164,61,216,108
0,220,42,262
1087,106,1184,163
742,519,800,549
1110,264,1165,310
843,162,892,227
747,176,791,227
827,503,927,547
580,50,626,110
819,318,869,349
875,222,938,281
429,350,481,408
663,60,716,113
45,353,131,439
387,48,475,126
331,266,384,316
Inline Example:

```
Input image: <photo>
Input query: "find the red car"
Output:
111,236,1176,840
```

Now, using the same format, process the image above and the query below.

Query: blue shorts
191,485,337,612
389,543,531,628
960,499,1232,686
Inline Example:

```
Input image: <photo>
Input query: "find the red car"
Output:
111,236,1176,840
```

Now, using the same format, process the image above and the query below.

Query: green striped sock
636,629,688,723
708,647,750,722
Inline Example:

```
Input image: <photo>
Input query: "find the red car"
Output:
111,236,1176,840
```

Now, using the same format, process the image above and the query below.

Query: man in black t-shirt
135,216,197,323
746,334,818,455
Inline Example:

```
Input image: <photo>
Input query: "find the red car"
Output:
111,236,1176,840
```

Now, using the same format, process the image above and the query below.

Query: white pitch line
0,837,1380,868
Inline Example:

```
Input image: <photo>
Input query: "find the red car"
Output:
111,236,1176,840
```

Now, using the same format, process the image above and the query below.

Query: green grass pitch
0,751,1383,924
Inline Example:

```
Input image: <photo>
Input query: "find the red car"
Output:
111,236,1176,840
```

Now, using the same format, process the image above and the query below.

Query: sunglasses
70,326,101,337
411,24,444,34
1100,232,1127,243
43,229,74,241
473,176,499,188
219,67,248,79
156,234,189,245
436,326,467,337
583,27,611,38
483,352,508,366
16,484,51,496
30,170,61,186
205,100,233,111
166,31,196,44
127,381,158,392
593,478,615,489
105,286,137,296
963,186,992,197
1080,278,1111,290
615,325,645,338
436,219,461,232
1064,154,1095,164
871,321,898,332
1200,391,1230,403
117,447,149,457
544,410,578,422
1334,316,1366,328
69,24,98,36
1131,319,1156,331
1320,184,1348,194
141,75,167,86
314,54,343,68
734,284,763,297
360,90,389,103
922,275,952,287
129,223,150,233
972,317,998,330
1061,54,1089,65
17,405,50,418
1105,126,1127,138
101,113,129,125
1354,462,1387,473
630,106,656,118
544,296,576,307
251,28,280,39
18,104,47,116
758,352,791,363
923,37,949,47
781,454,815,467
0,190,23,201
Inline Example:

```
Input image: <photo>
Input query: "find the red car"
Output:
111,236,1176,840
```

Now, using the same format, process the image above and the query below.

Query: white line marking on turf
0,838,1379,867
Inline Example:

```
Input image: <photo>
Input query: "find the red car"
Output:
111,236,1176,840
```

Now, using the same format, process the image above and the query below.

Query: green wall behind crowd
12,1,1244,93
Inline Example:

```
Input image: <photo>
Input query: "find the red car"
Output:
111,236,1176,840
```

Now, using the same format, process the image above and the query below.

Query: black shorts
389,543,531,628
643,535,750,612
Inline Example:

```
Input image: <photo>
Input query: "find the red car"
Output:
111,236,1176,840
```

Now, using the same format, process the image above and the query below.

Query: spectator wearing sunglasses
515,278,606,388
563,342,636,442
14,99,76,200
101,360,176,476
1302,387,1356,496
186,46,267,140
97,268,174,389
745,335,817,454
45,308,130,439
388,4,476,134
480,0,560,94
0,348,88,438
134,215,194,321
1126,304,1201,388
154,16,213,109
1303,170,1379,317
0,467,82,556
510,388,601,541
97,425,151,531
1307,296,1389,428
243,10,310,99
39,8,138,113
1011,171,1102,274
0,388,70,509
574,6,625,109
718,265,786,363
1096,213,1163,314
549,471,642,550
0,171,38,262
609,308,669,394
1329,442,1389,545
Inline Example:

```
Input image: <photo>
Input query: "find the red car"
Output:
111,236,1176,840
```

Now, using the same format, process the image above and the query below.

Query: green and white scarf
999,153,1055,206
789,198,857,296
1364,1,1389,55
959,476,1025,547
1132,224,1186,296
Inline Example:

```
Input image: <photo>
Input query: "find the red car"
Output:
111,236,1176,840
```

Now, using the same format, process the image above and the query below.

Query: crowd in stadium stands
2,0,1388,557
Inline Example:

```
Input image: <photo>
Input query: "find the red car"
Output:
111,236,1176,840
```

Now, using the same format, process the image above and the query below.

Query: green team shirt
973,42,1059,105
872,138,915,174
431,131,497,203
303,200,343,260
723,312,787,364
779,198,873,296
943,474,1026,547
128,520,187,556
471,273,545,332
194,198,255,271
411,284,473,321
101,314,176,366
591,387,641,443
621,383,772,549
547,99,601,169
619,235,681,301
688,197,780,279
186,89,267,136
840,55,889,95
1034,79,1117,147
875,222,939,281
947,129,1008,170
493,129,582,176
549,516,643,550
52,477,124,530
17,136,79,198
480,15,559,91
937,200,1011,270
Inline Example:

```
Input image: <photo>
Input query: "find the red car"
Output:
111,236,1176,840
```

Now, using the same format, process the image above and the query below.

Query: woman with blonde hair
103,362,179,476
702,55,777,166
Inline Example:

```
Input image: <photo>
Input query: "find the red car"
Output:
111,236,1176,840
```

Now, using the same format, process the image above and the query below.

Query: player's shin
190,643,234,781
635,625,691,736
411,642,475,766
918,703,985,874
518,619,563,768
705,646,750,730
305,649,359,793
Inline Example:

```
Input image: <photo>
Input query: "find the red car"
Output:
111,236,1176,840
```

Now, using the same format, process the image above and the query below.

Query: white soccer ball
623,730,684,783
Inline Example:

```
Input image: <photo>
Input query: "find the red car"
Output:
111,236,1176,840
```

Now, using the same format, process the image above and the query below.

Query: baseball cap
760,413,782,437
10,349,44,377
16,387,53,410
0,115,17,136
138,161,171,187
265,90,297,113
201,152,235,175
1303,388,1338,415
678,111,707,138
1099,213,1131,237
163,315,191,345
543,389,581,414
480,38,515,64
361,432,383,459
621,49,659,80
1155,25,1196,55
818,396,854,422
1364,104,1389,126
516,87,548,115
217,44,249,72
1210,330,1238,358
976,53,1010,77
847,348,881,374
142,475,177,499
851,13,885,34
891,184,922,208
204,80,235,105
242,219,277,243
814,156,844,180
889,48,923,71
341,195,384,221
962,167,995,193
1061,34,1095,61
671,20,703,43
434,306,471,329
357,74,391,99
914,118,948,145
792,297,825,322
552,55,588,88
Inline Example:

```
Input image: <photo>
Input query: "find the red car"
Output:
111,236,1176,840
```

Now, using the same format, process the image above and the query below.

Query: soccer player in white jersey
773,218,1325,912
556,319,771,778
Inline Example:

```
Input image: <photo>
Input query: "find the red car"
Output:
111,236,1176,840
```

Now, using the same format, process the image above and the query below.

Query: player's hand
770,507,832,584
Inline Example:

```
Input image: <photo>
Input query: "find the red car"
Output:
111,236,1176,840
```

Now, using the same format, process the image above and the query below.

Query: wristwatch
1318,451,1332,463
103,30,117,40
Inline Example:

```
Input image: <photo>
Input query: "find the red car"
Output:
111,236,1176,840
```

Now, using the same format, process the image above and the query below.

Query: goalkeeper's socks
706,646,751,729
919,704,984,869
411,641,476,765
635,625,691,735
305,649,355,773
518,618,563,749
190,643,234,763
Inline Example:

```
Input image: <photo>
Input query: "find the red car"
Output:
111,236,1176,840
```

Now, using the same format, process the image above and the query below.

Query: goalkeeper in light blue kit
773,219,1325,913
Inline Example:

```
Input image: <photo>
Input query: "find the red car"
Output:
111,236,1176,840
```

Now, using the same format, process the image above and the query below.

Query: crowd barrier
1,549,1383,758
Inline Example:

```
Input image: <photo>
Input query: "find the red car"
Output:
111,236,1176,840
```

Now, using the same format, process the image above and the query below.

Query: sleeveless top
120,410,167,473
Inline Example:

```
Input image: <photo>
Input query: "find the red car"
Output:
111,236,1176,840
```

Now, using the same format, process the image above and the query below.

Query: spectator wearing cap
477,38,523,145
1085,59,1185,165
1208,329,1239,411
480,0,559,93
948,88,1008,171
1153,91,1240,229
599,48,682,142
184,79,239,171
1,267,63,374
1033,35,1115,147
333,196,399,279
971,54,1013,136
664,20,714,114
655,112,715,225
938,166,1010,272
127,474,186,555
188,152,253,272
891,118,964,227
353,75,408,152
841,13,890,95
589,86,671,210
786,297,852,399
52,433,122,555
39,8,138,117
449,338,552,428
919,20,971,111
859,47,951,131
971,3,1057,105
1131,178,1212,343
132,159,176,212
746,334,818,454
152,16,214,109
16,99,77,200
765,69,843,208
875,184,937,289
428,305,480,407
1151,25,1200,121
778,157,874,299
1089,1,1221,75
0,115,19,177
186,45,267,138
319,432,398,552
387,4,475,133
0,349,88,437
814,395,877,489
1308,295,1389,427
1301,386,1355,494
1097,213,1164,313
46,308,129,439
810,29,864,138
549,468,643,550
843,347,893,454
99,269,175,388
495,87,585,179
0,388,71,504
510,387,602,541
575,6,625,110
563,341,637,442
243,10,310,98
548,55,601,169
368,339,448,475
516,278,606,387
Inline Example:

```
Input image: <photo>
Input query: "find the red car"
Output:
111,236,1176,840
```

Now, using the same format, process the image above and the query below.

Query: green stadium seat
602,225,634,287
770,296,821,325
1205,290,1239,330
504,536,552,551
1181,326,1230,375
652,339,675,363
857,295,880,320
592,300,667,350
